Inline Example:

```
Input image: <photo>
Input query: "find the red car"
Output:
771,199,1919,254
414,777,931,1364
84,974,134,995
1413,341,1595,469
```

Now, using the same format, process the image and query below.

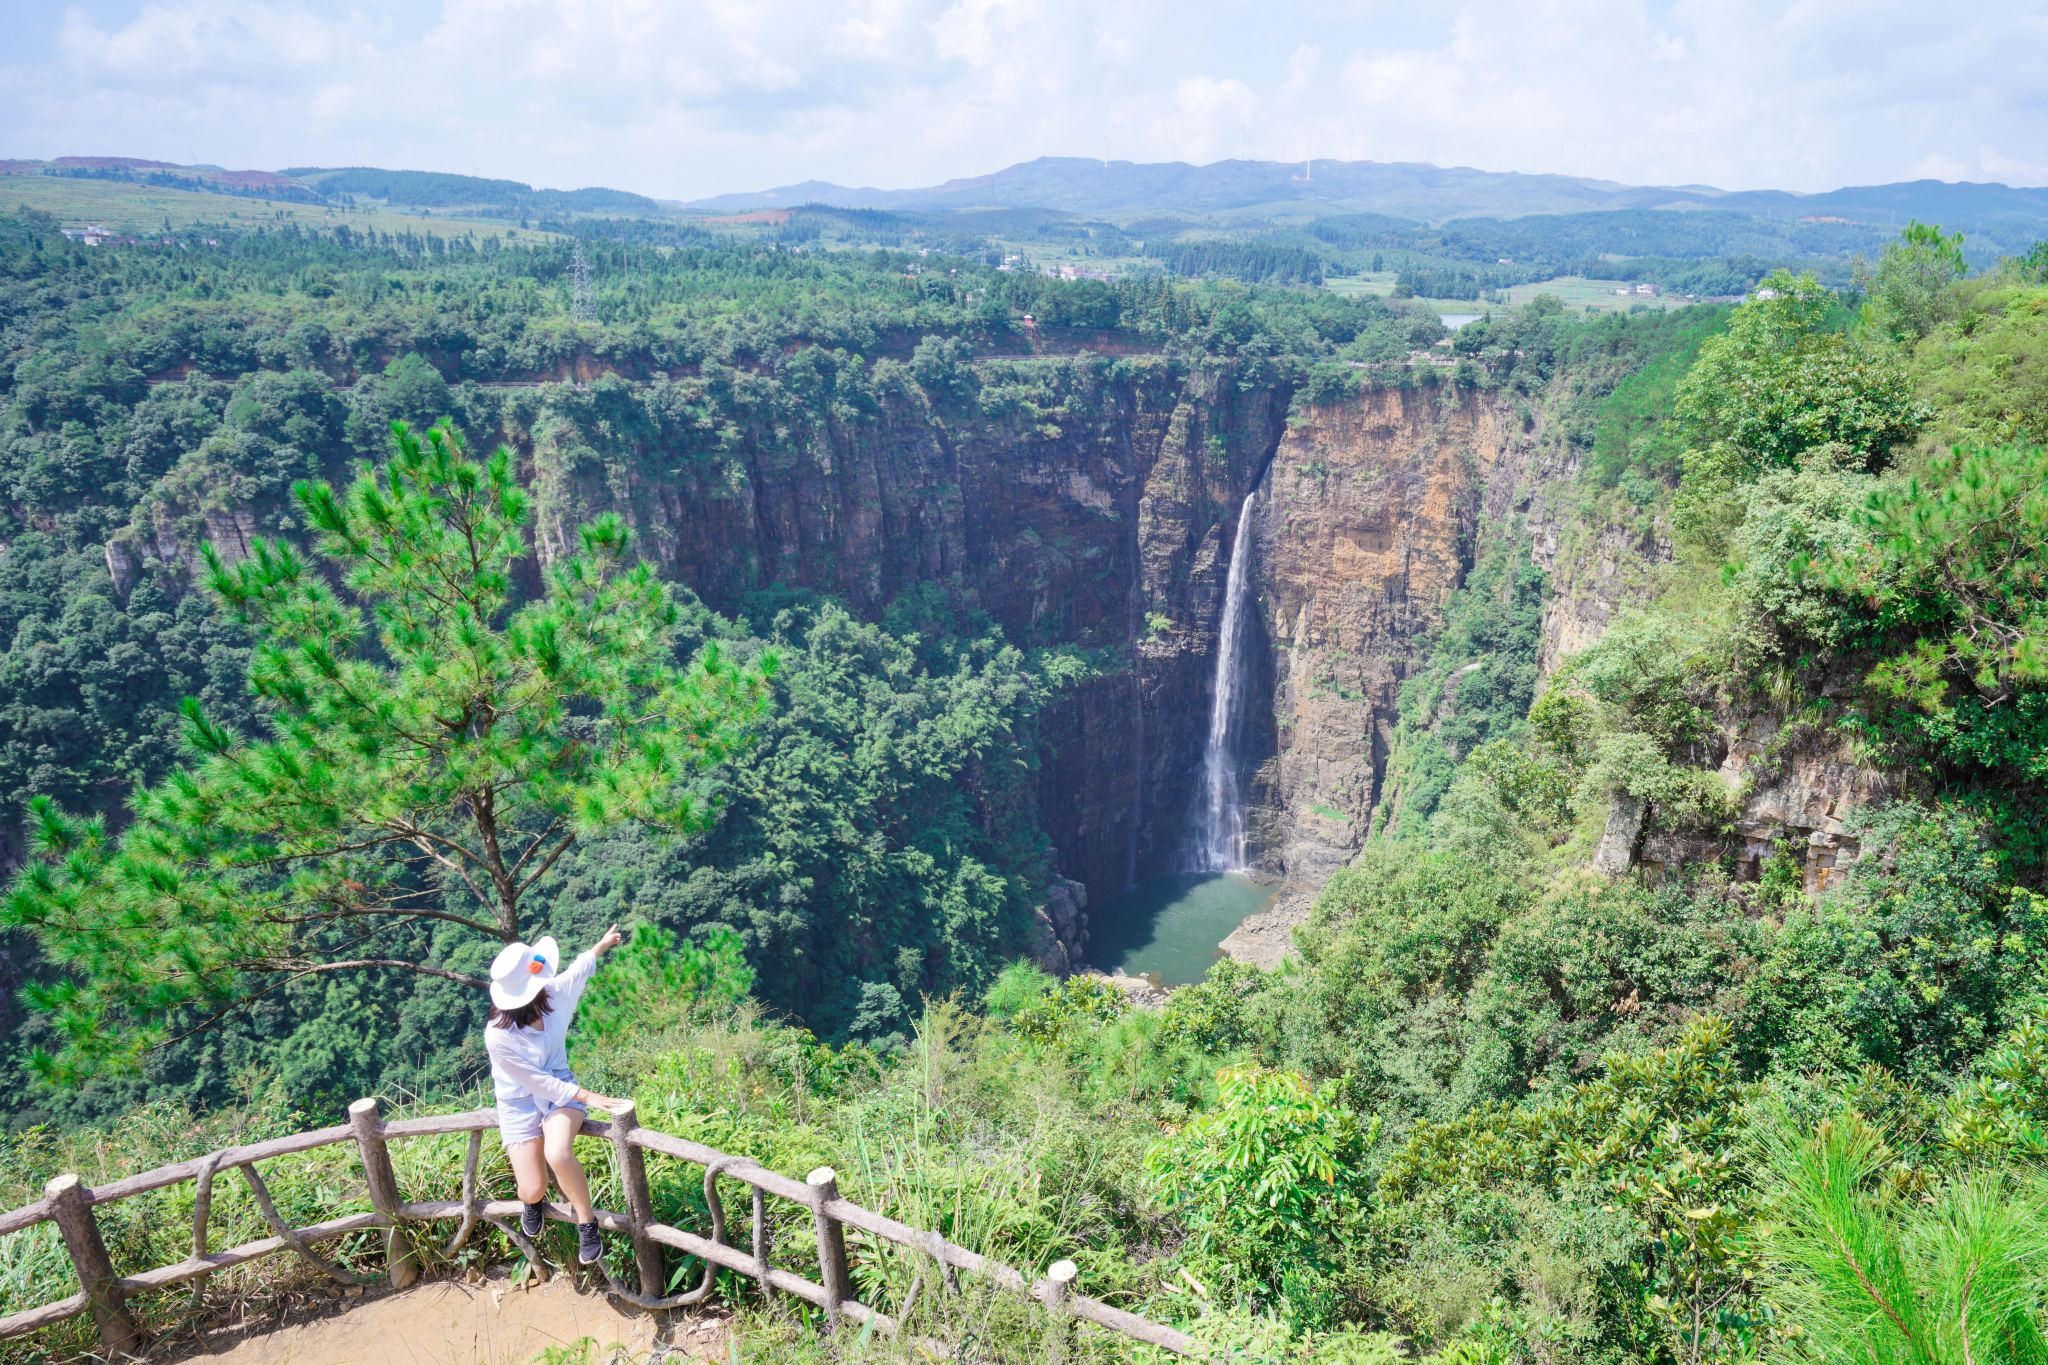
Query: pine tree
4,422,773,1082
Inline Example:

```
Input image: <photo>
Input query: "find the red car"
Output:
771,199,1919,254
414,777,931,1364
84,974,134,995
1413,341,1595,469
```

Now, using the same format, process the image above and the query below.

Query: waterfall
1194,492,1257,872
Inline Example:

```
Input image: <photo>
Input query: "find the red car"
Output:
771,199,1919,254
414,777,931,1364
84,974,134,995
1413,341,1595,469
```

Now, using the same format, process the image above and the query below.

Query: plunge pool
1083,872,1276,986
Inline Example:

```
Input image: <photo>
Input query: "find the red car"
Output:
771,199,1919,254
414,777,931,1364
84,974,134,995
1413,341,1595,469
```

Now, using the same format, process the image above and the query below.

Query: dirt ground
170,1266,733,1365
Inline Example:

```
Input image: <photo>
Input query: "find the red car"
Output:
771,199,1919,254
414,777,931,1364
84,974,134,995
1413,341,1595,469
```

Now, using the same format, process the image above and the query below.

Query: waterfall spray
1195,492,1257,871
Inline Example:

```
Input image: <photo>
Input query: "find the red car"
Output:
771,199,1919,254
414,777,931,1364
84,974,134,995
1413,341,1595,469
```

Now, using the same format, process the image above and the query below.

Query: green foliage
379,352,451,427
1762,1110,2048,1365
584,589,1071,1043
1383,1016,1761,1365
1906,278,2048,451
1676,269,1929,479
1588,305,1733,487
1273,848,1528,1117
1834,441,2048,706
1721,443,1881,670
1147,1065,1373,1326
1373,529,1548,837
2,423,773,1082
571,920,754,1059
1158,958,1274,1054
1742,805,2048,1085
1554,613,1731,834
1160,241,1324,286
0,537,256,863
1008,972,1129,1050
1858,221,1970,346
1938,1002,2048,1164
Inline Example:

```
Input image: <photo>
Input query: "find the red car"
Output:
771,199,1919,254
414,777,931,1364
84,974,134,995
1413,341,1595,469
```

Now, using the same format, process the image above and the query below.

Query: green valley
0,179,2045,1365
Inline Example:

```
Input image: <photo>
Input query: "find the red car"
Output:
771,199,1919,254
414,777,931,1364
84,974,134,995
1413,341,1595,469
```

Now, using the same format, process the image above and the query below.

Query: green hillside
1,187,2047,1365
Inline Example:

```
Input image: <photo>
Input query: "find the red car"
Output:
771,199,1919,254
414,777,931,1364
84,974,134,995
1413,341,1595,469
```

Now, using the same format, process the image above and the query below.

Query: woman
485,924,632,1265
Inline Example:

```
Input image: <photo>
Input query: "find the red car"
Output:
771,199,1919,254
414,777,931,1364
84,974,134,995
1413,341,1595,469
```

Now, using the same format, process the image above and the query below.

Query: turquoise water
1084,873,1276,986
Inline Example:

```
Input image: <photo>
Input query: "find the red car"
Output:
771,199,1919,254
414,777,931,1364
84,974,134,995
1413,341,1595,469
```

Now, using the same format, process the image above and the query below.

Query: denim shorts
496,1094,587,1148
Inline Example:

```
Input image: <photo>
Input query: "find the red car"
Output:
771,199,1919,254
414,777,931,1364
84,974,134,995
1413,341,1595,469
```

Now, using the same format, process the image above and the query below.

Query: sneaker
520,1202,545,1239
577,1221,603,1265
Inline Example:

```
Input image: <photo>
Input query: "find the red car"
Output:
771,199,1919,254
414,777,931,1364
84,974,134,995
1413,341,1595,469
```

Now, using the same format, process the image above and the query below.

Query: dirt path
172,1267,731,1365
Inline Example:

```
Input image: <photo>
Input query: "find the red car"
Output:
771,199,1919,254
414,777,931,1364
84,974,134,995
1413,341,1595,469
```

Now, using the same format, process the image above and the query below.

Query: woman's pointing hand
595,923,623,954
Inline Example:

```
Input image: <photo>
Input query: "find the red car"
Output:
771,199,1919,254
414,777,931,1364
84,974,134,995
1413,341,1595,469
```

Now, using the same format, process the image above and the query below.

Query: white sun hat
488,936,561,1010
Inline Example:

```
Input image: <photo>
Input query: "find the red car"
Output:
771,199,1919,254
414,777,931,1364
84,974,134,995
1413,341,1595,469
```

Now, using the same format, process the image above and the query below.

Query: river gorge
417,345,1643,980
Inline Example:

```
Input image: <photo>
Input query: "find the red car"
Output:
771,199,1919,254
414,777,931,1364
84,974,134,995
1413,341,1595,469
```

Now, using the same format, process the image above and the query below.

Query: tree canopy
3,421,772,1082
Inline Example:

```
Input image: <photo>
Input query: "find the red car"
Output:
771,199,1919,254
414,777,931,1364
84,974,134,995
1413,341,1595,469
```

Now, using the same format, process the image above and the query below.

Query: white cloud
0,0,2040,199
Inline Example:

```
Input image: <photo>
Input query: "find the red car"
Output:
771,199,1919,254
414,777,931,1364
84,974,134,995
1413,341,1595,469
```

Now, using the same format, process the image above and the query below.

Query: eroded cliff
509,354,1290,907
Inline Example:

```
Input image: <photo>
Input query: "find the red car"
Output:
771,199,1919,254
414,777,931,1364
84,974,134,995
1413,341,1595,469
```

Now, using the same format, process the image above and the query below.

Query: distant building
1633,283,1658,296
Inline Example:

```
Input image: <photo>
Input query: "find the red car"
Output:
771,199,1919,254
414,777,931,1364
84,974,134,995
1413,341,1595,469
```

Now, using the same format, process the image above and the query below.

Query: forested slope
3,201,2048,1365
0,205,1495,1124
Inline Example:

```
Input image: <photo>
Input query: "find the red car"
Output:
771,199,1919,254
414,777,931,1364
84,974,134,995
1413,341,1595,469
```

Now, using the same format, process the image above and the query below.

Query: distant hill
282,166,664,214
682,156,2048,229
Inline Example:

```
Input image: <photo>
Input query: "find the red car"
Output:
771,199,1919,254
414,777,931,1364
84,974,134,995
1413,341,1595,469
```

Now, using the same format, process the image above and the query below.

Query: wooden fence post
807,1167,852,1330
607,1101,665,1298
45,1174,141,1358
1045,1259,1078,1363
348,1098,419,1289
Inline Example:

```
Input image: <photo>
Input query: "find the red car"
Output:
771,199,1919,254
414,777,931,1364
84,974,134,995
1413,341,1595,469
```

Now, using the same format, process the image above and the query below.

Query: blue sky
2,0,2042,202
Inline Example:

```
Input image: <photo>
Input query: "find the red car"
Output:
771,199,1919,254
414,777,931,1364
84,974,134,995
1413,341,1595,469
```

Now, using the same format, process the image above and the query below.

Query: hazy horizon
4,0,2043,203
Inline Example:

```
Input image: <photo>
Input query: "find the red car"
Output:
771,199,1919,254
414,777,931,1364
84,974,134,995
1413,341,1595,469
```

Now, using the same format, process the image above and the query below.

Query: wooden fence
0,1098,1205,1359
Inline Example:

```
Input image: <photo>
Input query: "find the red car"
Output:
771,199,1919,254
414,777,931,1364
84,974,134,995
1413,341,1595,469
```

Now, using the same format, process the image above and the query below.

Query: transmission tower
571,240,593,322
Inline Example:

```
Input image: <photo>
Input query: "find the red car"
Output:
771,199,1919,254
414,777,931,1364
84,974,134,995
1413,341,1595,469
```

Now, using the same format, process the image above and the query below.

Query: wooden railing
0,1098,1205,1358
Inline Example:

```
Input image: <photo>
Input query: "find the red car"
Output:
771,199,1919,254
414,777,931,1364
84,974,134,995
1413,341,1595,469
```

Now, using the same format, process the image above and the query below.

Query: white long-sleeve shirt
484,949,599,1109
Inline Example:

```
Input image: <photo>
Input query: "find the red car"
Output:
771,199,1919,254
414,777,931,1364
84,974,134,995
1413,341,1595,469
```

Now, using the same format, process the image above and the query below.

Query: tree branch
404,833,497,915
515,831,579,899
150,953,488,1055
264,903,504,938
283,958,488,987
507,818,566,880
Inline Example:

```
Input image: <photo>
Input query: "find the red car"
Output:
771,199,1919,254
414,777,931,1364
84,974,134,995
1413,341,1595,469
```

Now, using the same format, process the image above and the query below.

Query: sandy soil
170,1267,732,1365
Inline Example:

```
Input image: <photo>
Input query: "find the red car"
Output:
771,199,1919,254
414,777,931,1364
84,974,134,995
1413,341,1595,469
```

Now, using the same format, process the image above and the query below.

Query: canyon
113,342,1882,975
484,351,1644,956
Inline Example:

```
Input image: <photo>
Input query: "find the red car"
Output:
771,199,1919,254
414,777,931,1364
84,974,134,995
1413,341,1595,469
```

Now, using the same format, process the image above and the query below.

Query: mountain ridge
678,155,2048,227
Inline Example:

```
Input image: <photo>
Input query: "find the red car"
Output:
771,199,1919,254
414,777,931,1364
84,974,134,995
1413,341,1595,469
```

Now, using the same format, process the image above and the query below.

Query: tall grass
0,993,1283,1362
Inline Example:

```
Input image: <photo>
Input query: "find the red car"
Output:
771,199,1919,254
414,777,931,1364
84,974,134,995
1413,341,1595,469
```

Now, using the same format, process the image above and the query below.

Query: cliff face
517,355,1290,907
114,347,1891,947
1248,390,1504,886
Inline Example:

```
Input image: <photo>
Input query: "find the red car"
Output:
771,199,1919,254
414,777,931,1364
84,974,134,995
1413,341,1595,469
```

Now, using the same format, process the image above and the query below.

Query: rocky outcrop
1718,717,1896,894
1028,875,1091,975
1099,968,1171,1010
1247,388,1516,885
106,506,261,596
1592,792,1646,876
1217,897,1307,970
1533,516,1671,677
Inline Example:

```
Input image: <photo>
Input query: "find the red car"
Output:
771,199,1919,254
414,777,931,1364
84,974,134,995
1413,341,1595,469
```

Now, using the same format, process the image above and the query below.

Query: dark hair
489,990,554,1031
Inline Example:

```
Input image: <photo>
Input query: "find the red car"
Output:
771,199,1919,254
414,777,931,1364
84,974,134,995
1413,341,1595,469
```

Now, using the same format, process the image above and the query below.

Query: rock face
1718,717,1896,894
1197,383,1560,965
520,356,1291,908
107,506,262,596
1533,518,1671,678
114,346,1898,973
1029,875,1091,975
1248,390,1508,887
